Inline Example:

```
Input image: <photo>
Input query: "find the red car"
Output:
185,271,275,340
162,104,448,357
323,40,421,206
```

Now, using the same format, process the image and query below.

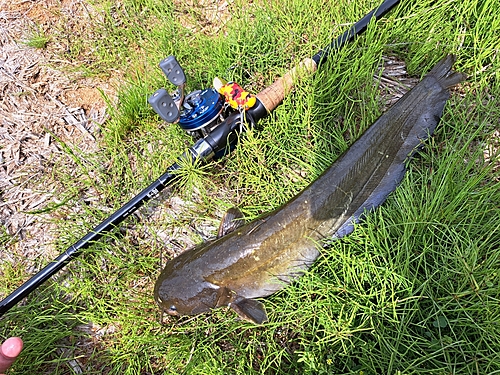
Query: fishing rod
0,0,401,317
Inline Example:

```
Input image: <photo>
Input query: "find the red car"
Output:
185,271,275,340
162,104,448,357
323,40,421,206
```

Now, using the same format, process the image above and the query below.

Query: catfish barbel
154,55,465,324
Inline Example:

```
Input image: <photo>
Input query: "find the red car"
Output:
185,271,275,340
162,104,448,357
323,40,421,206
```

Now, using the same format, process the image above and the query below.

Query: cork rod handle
256,58,318,112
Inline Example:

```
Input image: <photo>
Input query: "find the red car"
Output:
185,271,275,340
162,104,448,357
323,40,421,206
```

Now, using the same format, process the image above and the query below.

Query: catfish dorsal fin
217,207,245,238
230,298,268,324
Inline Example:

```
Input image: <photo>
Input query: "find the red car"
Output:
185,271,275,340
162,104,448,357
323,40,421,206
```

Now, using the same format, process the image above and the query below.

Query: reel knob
159,56,186,86
148,88,180,123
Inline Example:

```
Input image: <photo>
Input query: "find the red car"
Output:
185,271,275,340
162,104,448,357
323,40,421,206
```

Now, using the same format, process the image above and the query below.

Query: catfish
154,55,465,324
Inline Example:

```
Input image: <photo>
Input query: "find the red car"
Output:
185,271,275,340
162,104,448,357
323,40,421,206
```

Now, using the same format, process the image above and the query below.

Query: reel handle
148,56,188,124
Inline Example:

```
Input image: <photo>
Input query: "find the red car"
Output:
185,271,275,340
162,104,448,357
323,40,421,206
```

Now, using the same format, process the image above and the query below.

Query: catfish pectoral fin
230,298,268,324
217,207,246,238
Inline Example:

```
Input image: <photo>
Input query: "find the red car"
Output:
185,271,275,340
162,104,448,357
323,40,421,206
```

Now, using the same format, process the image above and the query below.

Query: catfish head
153,269,230,317
153,208,268,324
153,263,267,324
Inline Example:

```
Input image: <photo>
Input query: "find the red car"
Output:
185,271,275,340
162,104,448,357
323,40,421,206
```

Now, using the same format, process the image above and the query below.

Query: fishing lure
214,77,257,111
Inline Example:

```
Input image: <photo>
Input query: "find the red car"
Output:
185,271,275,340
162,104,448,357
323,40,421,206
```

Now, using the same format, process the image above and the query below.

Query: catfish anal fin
230,298,268,324
217,207,245,238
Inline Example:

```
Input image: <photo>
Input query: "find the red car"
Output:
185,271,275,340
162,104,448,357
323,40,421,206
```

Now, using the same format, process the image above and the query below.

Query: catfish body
154,56,465,323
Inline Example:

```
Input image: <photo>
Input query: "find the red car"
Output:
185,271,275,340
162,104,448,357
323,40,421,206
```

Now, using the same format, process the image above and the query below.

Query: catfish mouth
155,294,180,316
166,308,179,316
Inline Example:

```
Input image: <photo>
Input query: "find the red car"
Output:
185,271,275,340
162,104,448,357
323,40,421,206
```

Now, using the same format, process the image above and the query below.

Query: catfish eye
166,305,179,316
162,304,179,317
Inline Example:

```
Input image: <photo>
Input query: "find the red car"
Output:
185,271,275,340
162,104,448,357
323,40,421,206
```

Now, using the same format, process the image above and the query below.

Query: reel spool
177,88,225,137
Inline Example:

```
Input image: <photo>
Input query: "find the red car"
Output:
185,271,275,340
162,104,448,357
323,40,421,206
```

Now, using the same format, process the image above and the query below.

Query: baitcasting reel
148,56,261,143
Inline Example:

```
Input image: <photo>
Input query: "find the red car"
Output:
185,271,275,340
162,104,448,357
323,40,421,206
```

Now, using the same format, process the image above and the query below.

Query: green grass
2,0,500,373
23,24,50,49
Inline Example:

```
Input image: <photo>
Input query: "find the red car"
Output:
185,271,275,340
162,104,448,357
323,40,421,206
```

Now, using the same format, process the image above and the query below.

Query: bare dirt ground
1,0,114,270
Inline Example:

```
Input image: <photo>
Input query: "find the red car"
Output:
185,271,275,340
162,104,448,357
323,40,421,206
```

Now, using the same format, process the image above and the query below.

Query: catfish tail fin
428,55,467,89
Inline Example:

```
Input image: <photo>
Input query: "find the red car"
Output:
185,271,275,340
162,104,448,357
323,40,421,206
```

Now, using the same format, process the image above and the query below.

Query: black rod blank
0,165,180,316
312,0,401,66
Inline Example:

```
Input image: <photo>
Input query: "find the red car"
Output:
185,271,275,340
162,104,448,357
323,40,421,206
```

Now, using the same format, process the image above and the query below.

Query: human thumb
0,337,23,374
